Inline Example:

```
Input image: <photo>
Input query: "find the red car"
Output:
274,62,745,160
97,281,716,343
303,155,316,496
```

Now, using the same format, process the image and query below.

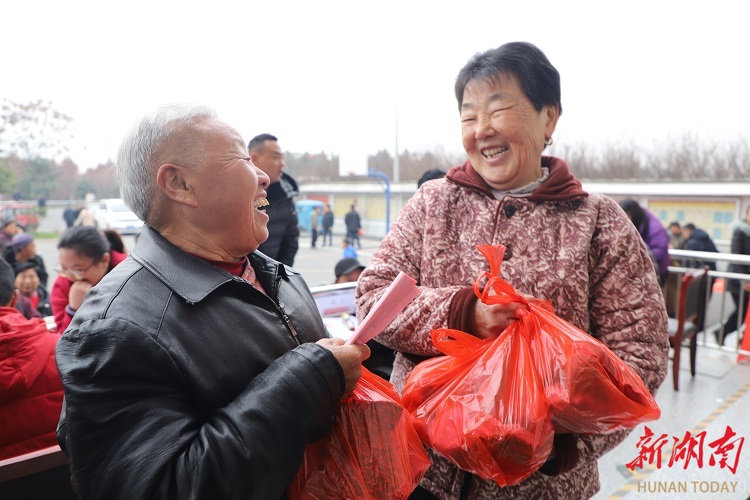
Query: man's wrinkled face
188,118,272,257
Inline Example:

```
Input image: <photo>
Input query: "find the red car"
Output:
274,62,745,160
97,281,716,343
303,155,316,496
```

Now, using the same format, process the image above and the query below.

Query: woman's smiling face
15,267,39,295
460,74,558,191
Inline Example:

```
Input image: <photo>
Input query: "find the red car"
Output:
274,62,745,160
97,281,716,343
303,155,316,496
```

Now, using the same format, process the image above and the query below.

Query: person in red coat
50,226,128,333
0,256,63,460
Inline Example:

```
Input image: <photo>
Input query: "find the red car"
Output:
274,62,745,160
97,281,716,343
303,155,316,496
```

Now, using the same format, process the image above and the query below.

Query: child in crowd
341,238,357,259
14,261,52,318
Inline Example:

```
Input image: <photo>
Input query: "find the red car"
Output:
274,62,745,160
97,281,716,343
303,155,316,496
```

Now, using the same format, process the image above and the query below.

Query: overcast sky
2,0,749,170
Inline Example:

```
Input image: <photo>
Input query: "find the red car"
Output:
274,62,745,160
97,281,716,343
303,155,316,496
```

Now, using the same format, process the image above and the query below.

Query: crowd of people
0,40,748,500
0,221,129,465
0,256,63,462
0,222,51,320
619,201,750,344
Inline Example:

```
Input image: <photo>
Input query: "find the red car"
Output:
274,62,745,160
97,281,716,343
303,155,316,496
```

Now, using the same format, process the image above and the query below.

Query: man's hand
317,337,370,393
68,280,93,311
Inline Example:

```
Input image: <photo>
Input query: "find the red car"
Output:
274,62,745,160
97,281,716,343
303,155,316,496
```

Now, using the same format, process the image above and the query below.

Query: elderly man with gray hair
55,104,369,499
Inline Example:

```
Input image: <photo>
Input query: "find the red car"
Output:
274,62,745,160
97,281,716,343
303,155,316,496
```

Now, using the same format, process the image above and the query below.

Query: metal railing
667,249,750,358
310,251,750,359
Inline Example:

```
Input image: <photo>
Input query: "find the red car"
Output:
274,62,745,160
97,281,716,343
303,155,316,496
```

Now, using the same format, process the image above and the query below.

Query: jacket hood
445,156,588,202
689,228,712,242
0,307,55,402
732,220,750,237
264,172,299,201
281,171,299,189
279,172,299,198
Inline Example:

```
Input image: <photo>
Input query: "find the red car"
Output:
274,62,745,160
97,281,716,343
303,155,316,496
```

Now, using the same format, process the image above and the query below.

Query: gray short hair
116,104,217,225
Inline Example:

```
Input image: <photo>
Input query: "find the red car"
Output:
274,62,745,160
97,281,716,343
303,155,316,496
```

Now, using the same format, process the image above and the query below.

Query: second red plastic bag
474,244,661,434
290,367,431,500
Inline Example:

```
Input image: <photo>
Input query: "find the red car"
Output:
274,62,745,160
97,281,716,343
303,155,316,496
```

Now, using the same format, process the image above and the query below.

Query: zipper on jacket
273,273,301,346
278,304,301,346
233,275,301,346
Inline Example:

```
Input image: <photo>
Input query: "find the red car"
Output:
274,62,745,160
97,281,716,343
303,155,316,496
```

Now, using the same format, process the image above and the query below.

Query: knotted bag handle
474,244,555,314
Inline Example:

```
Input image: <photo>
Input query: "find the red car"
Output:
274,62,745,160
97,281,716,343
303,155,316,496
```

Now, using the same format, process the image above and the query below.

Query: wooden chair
667,267,708,390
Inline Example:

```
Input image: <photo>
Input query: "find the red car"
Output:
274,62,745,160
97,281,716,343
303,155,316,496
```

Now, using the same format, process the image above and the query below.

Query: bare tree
0,99,74,160
550,141,598,179
715,136,750,179
645,133,720,180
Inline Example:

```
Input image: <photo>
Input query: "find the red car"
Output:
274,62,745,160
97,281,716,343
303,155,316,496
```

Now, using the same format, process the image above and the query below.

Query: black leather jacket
56,226,345,500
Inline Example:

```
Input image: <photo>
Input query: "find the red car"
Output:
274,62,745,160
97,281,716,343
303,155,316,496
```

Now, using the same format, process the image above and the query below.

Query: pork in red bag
401,327,554,487
474,244,661,434
289,367,430,500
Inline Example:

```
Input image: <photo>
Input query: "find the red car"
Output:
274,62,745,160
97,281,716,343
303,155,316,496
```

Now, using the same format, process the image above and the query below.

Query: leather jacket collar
131,226,294,304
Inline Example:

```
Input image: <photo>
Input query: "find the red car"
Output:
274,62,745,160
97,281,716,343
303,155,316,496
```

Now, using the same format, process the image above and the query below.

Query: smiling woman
459,73,558,191
356,41,669,500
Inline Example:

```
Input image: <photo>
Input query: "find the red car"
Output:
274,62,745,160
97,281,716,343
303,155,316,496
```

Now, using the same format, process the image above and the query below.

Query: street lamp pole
367,169,391,234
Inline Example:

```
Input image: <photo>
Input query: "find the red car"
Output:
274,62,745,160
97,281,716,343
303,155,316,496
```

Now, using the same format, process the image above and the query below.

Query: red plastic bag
402,327,554,487
474,244,661,434
290,367,431,500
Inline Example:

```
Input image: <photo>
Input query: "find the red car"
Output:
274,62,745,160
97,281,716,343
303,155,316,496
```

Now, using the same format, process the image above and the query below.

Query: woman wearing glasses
50,226,127,332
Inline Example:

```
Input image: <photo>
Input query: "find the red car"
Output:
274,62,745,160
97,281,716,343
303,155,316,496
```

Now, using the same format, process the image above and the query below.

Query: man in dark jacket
62,204,79,228
321,204,334,246
682,223,719,270
55,105,369,500
720,206,750,344
248,133,300,266
344,204,362,249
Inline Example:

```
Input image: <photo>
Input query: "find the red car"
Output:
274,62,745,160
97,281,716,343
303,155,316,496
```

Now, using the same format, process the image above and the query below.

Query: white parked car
90,198,144,235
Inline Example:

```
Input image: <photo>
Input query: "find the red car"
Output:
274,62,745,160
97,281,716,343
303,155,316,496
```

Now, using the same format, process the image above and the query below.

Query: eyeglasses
54,261,97,280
